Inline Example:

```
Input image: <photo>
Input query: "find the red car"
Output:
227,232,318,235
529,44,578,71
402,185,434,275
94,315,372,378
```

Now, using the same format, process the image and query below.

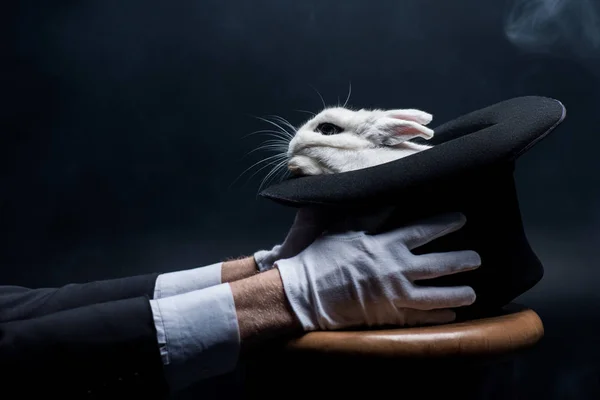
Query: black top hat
259,96,566,320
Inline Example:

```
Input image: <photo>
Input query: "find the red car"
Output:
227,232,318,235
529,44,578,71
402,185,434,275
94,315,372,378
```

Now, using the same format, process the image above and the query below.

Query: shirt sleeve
153,262,222,299
149,283,240,394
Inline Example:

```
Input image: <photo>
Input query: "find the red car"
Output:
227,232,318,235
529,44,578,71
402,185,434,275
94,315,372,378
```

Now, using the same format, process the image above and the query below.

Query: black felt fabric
259,96,567,319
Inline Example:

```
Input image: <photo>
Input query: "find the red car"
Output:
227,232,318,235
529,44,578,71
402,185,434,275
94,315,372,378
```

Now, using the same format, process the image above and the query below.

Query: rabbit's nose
287,158,303,175
288,164,302,175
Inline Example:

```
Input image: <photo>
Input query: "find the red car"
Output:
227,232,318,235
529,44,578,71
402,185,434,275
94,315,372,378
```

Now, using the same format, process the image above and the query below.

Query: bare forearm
230,268,302,350
150,259,300,391
221,256,259,283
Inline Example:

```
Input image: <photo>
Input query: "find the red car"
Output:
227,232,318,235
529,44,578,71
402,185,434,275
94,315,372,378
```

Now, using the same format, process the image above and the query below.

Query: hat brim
259,96,566,207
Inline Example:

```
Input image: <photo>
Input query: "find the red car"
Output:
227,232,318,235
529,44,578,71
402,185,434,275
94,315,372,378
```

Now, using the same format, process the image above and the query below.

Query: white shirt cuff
149,283,240,393
153,262,222,299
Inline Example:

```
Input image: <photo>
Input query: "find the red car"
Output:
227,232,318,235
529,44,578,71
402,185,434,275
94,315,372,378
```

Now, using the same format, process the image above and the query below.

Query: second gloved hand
254,207,334,272
253,206,398,273
276,212,481,331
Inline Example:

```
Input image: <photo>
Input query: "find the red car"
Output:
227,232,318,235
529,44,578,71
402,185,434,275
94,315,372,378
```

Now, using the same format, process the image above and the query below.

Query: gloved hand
276,212,480,331
253,205,398,272
254,207,334,272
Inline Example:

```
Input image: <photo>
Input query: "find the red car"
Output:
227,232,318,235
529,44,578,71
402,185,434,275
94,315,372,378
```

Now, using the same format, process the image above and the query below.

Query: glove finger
403,285,476,310
379,212,466,251
400,308,457,326
406,250,481,281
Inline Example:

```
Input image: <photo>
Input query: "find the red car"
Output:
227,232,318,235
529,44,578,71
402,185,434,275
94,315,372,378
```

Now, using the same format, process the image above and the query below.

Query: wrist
230,268,302,350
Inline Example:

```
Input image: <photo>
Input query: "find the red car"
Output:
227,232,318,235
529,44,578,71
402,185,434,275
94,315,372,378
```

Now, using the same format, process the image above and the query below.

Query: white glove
254,208,334,272
253,206,397,272
276,212,481,331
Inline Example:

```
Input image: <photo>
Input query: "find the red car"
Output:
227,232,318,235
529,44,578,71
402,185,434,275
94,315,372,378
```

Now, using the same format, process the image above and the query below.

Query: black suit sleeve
0,273,168,398
0,273,159,322
0,295,169,398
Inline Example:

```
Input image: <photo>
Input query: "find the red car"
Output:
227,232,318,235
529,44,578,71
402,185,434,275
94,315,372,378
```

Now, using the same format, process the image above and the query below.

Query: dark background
1,0,599,398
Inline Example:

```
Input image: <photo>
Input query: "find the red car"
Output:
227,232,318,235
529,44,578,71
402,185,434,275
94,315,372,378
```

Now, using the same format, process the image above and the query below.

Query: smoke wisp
504,0,600,58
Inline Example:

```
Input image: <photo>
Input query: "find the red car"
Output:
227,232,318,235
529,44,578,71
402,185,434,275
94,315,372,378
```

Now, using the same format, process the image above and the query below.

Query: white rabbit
287,107,435,176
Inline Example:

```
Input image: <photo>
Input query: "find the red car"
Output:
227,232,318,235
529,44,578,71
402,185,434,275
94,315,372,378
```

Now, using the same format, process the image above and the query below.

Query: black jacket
0,273,169,398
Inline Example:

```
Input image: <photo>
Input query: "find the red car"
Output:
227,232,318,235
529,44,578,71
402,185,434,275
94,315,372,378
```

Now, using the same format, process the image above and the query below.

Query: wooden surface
242,305,543,399
281,304,544,358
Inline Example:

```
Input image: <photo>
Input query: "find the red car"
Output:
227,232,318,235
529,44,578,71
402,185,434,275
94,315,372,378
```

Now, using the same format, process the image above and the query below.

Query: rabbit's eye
316,122,343,136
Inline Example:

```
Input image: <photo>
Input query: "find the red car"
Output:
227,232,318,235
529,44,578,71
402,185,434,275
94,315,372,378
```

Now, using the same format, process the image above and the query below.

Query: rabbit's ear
372,116,434,146
385,109,433,125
